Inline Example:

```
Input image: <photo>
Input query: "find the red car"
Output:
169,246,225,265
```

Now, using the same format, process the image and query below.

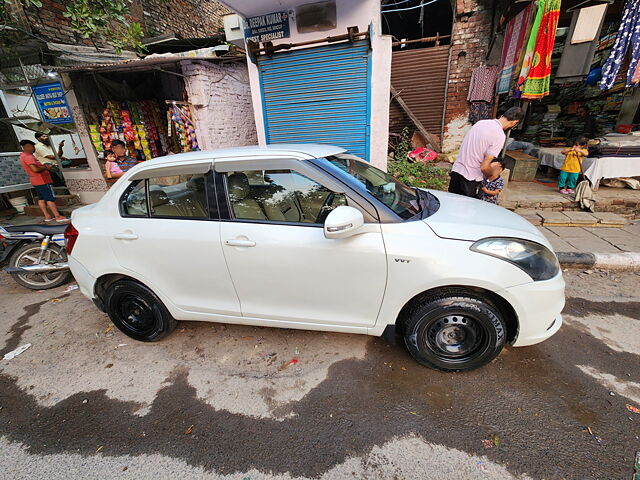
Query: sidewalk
517,210,640,270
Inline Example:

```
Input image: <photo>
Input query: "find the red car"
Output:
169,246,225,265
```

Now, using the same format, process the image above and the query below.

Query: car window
120,174,208,219
226,170,346,224
121,180,147,216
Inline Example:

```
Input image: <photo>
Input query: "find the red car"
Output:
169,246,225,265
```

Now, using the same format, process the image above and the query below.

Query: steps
23,193,83,217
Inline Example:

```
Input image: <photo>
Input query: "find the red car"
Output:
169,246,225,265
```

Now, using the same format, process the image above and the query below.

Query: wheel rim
115,293,156,335
16,246,66,287
423,315,486,361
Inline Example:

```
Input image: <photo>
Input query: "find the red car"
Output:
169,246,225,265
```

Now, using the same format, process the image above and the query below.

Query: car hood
423,190,551,248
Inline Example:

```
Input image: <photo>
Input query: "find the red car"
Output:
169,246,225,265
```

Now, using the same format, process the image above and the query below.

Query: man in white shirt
34,132,66,185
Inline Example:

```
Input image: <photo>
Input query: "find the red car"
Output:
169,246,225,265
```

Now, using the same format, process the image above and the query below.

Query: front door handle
114,232,139,240
225,239,256,247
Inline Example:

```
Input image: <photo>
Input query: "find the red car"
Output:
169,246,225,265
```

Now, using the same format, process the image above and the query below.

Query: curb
557,252,640,270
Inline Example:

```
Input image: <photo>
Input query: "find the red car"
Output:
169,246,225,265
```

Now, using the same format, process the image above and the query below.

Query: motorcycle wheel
8,242,71,290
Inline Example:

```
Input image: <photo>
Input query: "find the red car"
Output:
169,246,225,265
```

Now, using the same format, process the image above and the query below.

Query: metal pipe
5,263,69,274
392,34,451,47
251,28,369,56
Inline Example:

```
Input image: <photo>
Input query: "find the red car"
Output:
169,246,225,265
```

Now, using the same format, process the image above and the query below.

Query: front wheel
104,280,177,342
403,294,506,371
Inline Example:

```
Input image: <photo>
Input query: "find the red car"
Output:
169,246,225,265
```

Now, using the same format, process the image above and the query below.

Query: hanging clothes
514,0,545,98
497,4,534,94
467,65,501,103
557,4,608,81
521,0,562,100
633,60,640,84
599,0,640,90
468,102,493,124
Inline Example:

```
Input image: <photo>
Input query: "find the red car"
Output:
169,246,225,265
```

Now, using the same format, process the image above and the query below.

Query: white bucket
9,196,28,213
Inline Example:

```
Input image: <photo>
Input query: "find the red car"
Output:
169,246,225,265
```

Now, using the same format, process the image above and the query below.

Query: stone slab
562,211,599,226
539,211,571,226
537,227,578,252
591,212,627,226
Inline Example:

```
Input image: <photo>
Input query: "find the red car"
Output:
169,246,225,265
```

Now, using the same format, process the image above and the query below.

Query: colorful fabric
599,0,640,90
468,65,501,102
515,1,545,98
468,101,493,124
521,0,562,99
497,4,533,94
479,176,504,204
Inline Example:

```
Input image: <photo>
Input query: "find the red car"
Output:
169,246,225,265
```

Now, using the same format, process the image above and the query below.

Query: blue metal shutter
257,40,371,161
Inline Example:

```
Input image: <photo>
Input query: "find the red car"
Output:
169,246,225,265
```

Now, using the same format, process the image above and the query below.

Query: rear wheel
403,294,506,371
104,280,177,342
9,242,71,290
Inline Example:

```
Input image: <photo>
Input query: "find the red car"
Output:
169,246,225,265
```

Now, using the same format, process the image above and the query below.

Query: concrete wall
442,0,494,153
227,0,391,170
181,60,258,150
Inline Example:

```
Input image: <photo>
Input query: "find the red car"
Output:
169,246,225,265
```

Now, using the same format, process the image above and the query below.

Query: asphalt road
0,269,639,480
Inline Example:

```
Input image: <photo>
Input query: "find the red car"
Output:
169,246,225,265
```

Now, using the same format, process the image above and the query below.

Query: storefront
489,0,640,190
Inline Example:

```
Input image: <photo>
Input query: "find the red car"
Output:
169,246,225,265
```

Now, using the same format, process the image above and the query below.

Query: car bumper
68,256,96,301
497,272,565,347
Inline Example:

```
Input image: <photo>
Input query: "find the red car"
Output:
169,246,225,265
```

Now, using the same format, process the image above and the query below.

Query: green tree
1,0,145,53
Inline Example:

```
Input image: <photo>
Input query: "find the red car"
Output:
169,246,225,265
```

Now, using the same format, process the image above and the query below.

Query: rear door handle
225,239,256,247
114,233,139,240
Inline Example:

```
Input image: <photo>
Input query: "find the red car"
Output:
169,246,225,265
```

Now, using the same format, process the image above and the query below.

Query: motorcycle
0,224,71,290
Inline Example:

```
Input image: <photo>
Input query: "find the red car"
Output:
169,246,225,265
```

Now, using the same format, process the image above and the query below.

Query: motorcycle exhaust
5,263,69,274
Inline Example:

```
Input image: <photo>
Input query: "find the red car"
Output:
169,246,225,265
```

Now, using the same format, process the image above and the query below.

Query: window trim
118,174,214,221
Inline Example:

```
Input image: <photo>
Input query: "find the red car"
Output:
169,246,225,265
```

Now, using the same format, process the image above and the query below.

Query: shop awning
48,46,244,73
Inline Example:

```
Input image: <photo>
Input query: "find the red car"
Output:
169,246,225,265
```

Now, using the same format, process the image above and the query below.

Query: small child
559,136,589,194
103,150,123,179
479,159,505,205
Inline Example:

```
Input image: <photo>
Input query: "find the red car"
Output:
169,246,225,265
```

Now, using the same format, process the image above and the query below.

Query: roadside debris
50,297,65,303
3,343,31,360
103,324,114,334
481,439,494,449
184,425,194,435
278,357,298,371
96,445,104,453
482,434,501,449
476,461,487,471
627,404,640,414
63,284,79,293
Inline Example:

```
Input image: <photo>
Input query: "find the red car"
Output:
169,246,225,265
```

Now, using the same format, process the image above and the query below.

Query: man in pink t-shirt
449,107,524,198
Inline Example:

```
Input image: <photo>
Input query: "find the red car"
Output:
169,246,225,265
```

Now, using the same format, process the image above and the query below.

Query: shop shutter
257,40,371,161
389,45,450,142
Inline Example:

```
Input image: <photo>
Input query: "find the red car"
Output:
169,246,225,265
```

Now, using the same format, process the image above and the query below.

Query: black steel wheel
403,294,506,371
104,279,177,342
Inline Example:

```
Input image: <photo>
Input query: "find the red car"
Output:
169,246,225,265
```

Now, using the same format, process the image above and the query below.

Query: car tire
403,293,506,372
104,279,177,342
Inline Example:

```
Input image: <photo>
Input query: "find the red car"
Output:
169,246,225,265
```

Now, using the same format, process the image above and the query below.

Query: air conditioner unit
223,14,245,47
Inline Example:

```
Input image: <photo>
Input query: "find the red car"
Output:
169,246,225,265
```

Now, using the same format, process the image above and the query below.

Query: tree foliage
1,0,145,53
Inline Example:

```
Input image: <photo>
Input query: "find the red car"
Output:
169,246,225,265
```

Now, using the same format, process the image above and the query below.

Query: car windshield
321,154,423,220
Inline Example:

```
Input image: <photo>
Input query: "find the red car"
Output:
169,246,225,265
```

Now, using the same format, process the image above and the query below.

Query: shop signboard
244,11,290,43
32,82,73,125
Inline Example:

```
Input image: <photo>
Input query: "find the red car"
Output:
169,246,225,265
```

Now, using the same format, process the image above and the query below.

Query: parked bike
0,224,71,290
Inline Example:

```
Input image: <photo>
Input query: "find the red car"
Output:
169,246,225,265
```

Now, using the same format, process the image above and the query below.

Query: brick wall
181,60,258,150
24,0,230,46
442,0,494,152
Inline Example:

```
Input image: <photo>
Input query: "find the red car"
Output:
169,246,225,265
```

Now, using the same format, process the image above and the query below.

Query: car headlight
470,237,560,281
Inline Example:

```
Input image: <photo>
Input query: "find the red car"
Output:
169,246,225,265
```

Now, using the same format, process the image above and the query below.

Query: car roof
140,144,347,167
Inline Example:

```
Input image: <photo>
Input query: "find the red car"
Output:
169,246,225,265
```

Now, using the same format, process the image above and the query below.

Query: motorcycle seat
4,224,67,235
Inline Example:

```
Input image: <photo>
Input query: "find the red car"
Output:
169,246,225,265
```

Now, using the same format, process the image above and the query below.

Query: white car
65,145,564,371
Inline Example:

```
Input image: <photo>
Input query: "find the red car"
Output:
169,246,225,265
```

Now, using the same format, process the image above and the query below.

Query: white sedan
65,144,564,371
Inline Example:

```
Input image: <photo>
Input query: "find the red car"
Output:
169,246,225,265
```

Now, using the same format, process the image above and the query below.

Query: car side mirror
324,206,365,239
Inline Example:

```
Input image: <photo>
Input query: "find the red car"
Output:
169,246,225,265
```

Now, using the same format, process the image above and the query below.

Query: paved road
0,269,638,479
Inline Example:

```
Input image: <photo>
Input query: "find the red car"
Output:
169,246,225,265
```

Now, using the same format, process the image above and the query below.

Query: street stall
488,0,640,193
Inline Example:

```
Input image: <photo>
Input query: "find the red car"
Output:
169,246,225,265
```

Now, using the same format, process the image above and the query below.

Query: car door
215,162,387,329
109,168,241,317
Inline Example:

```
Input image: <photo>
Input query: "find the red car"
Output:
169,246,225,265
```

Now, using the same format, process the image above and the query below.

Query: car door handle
114,233,139,240
225,239,256,247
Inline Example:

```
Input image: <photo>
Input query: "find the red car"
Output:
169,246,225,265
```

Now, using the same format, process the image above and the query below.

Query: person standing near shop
111,140,139,172
34,132,66,186
448,107,524,198
19,140,67,222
